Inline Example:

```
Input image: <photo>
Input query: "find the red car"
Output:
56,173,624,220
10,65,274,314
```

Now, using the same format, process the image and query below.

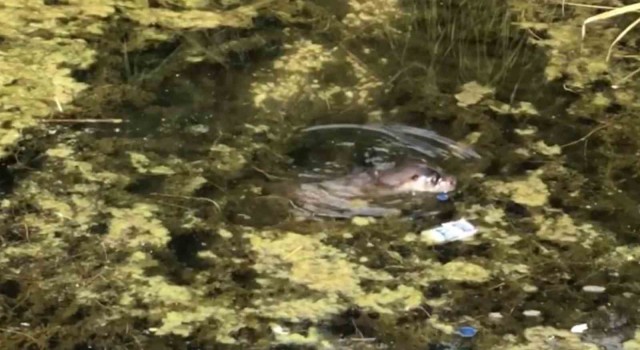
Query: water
1,0,640,349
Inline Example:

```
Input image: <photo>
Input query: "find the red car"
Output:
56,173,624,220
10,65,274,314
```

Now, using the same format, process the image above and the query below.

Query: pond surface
2,0,640,349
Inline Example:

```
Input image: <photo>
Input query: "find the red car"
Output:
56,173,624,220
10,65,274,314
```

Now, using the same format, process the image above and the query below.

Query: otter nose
446,176,457,189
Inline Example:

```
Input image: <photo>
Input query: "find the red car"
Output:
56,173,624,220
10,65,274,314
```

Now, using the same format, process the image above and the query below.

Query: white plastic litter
421,218,478,244
270,324,290,335
582,285,606,293
523,310,541,317
571,323,589,334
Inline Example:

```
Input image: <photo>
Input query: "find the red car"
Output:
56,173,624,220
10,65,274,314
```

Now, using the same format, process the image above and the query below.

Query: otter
286,161,456,218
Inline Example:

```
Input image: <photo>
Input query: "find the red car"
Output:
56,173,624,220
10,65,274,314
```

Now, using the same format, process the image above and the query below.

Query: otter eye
410,174,420,180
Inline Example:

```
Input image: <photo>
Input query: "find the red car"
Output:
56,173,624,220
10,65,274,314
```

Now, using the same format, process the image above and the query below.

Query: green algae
105,204,171,248
488,100,540,116
255,296,345,323
246,229,425,329
415,260,492,284
485,170,550,207
248,230,393,296
128,152,177,175
455,81,495,107
354,285,422,314
535,213,601,247
273,326,334,348
209,143,247,174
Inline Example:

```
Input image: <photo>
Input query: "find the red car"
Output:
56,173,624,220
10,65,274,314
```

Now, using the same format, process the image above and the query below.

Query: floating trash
582,285,606,293
570,323,588,334
523,310,542,317
436,193,449,201
488,312,503,320
421,218,478,244
270,323,290,335
457,326,478,338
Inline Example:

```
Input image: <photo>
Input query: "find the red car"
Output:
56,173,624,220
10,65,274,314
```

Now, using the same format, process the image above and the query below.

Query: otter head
376,162,457,193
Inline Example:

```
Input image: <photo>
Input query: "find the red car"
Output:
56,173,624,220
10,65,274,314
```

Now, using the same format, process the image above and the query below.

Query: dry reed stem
579,3,640,61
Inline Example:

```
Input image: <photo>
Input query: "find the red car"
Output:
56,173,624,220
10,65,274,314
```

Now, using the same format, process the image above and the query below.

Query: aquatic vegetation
343,0,404,34
2,0,640,349
485,170,550,207
272,326,334,348
209,143,247,174
434,261,491,283
580,3,640,63
497,326,600,350
251,40,337,111
129,152,177,175
535,213,601,247
625,330,640,349
488,100,540,116
0,37,95,157
531,140,561,156
455,81,495,107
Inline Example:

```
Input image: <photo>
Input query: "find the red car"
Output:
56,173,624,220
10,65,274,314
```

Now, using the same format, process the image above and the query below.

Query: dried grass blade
581,3,640,40
606,16,640,61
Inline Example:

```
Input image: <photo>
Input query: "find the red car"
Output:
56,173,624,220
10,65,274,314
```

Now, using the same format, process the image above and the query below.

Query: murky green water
2,0,640,349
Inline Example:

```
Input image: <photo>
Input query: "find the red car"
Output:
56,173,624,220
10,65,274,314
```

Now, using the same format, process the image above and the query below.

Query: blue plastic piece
457,326,477,338
436,193,449,202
